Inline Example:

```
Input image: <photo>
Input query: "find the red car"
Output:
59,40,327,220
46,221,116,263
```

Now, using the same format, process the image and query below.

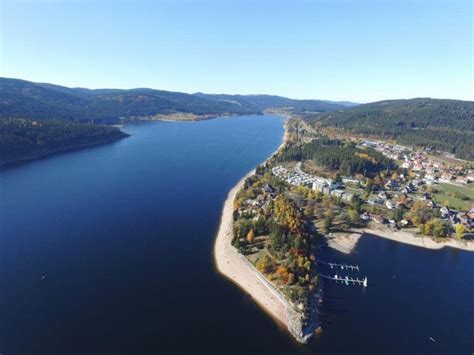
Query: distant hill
193,93,348,113
321,100,359,107
0,78,348,124
308,98,474,161
0,78,258,124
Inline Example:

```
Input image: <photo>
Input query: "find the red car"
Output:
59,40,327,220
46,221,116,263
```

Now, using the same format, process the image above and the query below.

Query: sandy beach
358,227,474,252
327,232,361,254
328,227,474,253
213,170,289,326
213,120,305,338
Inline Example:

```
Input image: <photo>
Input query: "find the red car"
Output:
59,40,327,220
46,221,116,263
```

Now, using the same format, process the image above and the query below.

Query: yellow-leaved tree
455,224,466,239
246,229,255,243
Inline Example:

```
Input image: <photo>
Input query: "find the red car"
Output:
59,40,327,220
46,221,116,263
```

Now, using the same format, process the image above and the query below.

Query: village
235,139,474,239
360,140,474,185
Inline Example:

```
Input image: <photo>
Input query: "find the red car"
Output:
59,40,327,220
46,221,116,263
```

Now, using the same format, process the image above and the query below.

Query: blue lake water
0,115,472,355
314,235,473,355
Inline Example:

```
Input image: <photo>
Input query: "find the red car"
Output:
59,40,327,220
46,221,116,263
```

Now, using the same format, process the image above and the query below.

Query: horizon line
2,76,473,104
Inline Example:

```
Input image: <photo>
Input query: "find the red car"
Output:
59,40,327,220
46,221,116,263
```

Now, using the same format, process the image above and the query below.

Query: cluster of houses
361,140,405,160
367,177,420,207
362,207,474,231
360,211,409,230
271,165,322,187
236,184,276,218
271,165,353,201
439,170,474,185
440,206,474,229
361,140,474,186
365,173,474,230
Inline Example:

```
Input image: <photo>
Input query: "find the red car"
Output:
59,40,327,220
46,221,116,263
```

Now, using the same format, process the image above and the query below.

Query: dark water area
312,235,473,355
0,115,472,355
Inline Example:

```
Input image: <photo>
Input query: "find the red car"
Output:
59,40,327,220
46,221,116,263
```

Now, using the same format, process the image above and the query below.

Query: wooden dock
319,273,368,287
316,260,360,271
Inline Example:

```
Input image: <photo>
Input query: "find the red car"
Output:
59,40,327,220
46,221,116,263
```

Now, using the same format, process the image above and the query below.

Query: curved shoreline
328,228,474,254
213,120,312,342
359,228,474,251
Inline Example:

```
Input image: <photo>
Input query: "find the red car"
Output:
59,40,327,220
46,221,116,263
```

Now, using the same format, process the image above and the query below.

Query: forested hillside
193,93,351,114
0,118,129,167
0,78,347,123
307,98,474,161
0,78,259,123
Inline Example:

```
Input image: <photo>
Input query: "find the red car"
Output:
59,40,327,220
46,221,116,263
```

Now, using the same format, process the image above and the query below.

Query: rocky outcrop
286,281,323,343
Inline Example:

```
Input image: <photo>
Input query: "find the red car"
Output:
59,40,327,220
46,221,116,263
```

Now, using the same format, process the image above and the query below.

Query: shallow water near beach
0,115,472,355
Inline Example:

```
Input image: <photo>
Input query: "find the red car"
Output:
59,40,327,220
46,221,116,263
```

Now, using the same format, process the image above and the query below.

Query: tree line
0,118,128,166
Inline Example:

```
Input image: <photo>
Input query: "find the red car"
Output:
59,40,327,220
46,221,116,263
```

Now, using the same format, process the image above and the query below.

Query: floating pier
319,273,368,287
317,260,360,272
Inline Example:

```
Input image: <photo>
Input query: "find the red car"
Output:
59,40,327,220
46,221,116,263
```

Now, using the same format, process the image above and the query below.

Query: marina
317,260,367,287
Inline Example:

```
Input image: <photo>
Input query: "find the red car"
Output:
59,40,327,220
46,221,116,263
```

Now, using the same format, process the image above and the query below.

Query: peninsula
214,119,320,343
214,112,474,343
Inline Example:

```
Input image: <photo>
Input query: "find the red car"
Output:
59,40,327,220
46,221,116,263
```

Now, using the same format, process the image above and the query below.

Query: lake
0,115,472,355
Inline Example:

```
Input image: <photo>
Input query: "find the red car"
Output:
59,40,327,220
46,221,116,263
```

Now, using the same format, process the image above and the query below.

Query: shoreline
326,232,362,254
213,119,314,343
213,168,288,323
328,227,474,253
0,134,129,170
358,227,474,252
125,112,265,123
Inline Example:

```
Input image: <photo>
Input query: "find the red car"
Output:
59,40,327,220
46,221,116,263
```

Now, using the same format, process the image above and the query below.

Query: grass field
433,183,474,210
439,182,474,195
345,186,365,197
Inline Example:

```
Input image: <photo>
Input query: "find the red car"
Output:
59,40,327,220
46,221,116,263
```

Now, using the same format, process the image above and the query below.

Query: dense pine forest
0,118,128,167
307,98,474,161
278,139,397,176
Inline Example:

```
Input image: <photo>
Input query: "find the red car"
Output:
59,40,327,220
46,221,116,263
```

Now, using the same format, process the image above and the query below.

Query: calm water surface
0,115,472,355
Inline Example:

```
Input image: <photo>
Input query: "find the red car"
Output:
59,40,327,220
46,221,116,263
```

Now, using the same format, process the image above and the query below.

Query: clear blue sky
1,0,472,102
